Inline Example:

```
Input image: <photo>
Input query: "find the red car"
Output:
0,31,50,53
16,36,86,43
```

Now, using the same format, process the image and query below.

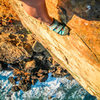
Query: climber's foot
48,18,69,35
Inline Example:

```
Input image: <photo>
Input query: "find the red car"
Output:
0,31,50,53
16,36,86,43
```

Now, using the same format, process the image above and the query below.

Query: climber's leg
22,0,69,35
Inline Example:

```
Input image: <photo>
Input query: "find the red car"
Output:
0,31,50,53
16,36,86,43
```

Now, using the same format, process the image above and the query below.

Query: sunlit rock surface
0,0,100,64
46,0,100,63
0,0,35,63
0,0,99,99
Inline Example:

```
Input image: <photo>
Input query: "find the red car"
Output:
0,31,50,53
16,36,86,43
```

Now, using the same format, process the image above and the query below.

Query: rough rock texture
1,0,99,63
0,0,100,98
46,0,100,62
0,32,35,63
0,0,36,63
58,0,100,63
58,0,100,21
7,53,70,92
8,0,100,98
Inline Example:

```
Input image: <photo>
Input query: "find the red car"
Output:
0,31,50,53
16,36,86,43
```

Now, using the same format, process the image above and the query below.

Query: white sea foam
0,71,96,100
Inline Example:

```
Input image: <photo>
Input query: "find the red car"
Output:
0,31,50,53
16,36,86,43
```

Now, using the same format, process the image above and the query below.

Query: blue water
0,71,97,100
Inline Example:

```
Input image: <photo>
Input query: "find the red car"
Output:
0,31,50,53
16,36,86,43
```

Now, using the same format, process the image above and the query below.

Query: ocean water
0,70,97,100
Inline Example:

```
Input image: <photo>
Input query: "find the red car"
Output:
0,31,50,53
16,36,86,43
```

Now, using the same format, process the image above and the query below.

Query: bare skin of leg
22,0,53,25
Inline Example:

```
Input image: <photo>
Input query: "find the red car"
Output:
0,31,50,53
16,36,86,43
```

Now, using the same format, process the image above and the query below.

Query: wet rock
19,83,31,91
25,75,31,82
31,76,37,80
37,73,43,77
19,79,26,86
7,43,71,92
16,76,21,81
50,65,69,78
42,70,48,75
25,60,36,69
7,45,72,92
31,80,34,85
38,75,48,82
55,67,62,74
13,70,22,76
49,67,57,73
11,86,20,92
8,77,16,85
22,76,26,80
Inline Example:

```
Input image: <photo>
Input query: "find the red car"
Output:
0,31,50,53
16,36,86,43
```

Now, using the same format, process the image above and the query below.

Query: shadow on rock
58,0,100,24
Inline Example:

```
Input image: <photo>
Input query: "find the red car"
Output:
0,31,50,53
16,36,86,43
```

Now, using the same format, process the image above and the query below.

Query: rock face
46,0,100,62
58,0,100,62
0,32,35,63
0,0,100,98
8,0,100,98
0,0,99,63
0,0,36,63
